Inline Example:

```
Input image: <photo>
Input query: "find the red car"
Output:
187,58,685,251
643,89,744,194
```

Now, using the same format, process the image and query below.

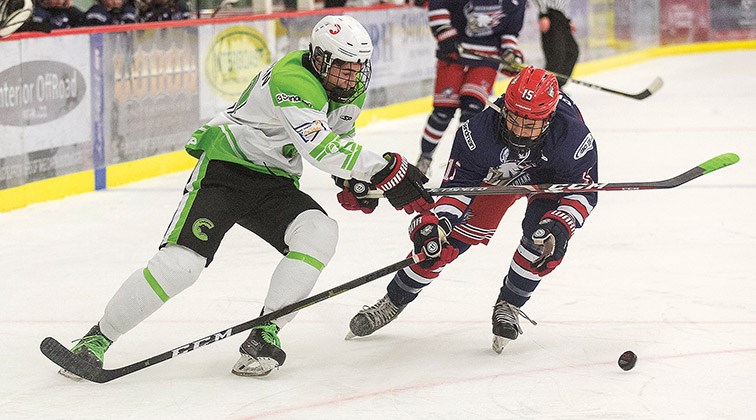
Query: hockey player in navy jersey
348,66,599,353
416,0,527,175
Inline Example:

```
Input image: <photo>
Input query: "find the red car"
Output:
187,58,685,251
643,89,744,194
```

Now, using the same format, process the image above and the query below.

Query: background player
416,0,527,175
348,66,599,353
534,0,579,88
58,15,433,380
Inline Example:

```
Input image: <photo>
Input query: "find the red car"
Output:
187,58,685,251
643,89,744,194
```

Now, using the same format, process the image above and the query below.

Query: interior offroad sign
0,60,86,126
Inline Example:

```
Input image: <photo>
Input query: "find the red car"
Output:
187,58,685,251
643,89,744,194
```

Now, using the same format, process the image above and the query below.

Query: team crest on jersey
574,133,595,160
295,120,327,143
484,159,535,186
463,4,505,36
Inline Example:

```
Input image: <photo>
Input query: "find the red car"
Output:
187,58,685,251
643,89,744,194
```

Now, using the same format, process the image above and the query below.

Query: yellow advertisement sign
205,26,272,101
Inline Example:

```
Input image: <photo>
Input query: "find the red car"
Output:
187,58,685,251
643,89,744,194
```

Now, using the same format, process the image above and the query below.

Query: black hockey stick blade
41,253,425,383
565,74,664,100
456,46,663,100
365,153,740,198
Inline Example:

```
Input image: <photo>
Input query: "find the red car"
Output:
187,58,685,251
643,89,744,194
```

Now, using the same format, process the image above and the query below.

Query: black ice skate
232,323,286,377
346,294,406,339
58,324,112,380
491,300,537,354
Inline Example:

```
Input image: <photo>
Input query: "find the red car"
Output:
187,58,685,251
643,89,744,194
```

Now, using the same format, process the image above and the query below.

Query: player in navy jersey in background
84,0,137,26
136,0,189,22
348,66,599,353
415,0,526,175
16,0,83,32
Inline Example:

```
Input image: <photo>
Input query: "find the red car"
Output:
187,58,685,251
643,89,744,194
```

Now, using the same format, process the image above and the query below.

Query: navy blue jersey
141,0,190,22
436,93,598,229
84,4,138,26
428,0,526,68
31,5,84,29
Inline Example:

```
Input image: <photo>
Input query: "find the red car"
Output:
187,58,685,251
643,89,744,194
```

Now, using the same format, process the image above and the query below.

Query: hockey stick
366,153,739,198
40,253,426,383
457,46,664,100
210,0,239,18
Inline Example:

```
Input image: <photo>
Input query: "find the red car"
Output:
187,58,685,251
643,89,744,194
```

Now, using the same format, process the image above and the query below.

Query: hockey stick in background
457,46,664,100
210,0,239,18
40,253,427,383
365,153,740,198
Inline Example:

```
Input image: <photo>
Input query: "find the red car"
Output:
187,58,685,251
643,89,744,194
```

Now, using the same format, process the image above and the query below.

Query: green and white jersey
186,50,387,186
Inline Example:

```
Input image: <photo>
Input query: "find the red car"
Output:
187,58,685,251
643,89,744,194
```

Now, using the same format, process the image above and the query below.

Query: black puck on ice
618,350,637,371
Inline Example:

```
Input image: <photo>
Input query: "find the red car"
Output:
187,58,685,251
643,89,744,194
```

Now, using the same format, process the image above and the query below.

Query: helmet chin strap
486,99,502,113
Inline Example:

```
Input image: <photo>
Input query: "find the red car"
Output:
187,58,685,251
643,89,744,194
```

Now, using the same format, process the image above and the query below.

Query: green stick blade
699,153,740,174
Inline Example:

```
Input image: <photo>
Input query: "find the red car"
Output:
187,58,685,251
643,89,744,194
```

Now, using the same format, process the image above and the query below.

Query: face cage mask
311,47,372,104
498,109,552,157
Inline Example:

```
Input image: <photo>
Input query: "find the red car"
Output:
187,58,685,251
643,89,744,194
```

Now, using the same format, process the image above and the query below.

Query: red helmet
499,66,560,156
504,66,559,120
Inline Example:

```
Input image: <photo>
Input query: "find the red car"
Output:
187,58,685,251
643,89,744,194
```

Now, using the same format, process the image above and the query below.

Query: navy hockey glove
531,210,575,275
334,177,378,214
409,214,459,269
371,153,434,214
437,39,459,62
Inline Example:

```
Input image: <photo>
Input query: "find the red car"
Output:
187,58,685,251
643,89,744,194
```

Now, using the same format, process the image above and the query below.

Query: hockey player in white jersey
58,15,434,379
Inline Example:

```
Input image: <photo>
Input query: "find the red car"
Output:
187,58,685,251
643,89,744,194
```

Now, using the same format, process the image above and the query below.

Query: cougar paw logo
192,218,215,241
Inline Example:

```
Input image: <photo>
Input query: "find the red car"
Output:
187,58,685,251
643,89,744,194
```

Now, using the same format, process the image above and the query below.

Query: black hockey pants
541,9,580,87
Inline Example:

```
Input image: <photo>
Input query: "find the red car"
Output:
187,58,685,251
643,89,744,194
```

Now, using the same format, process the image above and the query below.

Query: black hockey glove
408,213,458,269
500,45,524,77
333,176,379,214
371,153,434,214
437,39,459,62
531,210,575,275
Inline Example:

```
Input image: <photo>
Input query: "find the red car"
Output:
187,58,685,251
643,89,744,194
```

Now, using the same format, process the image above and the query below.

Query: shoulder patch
574,133,595,160
295,120,328,143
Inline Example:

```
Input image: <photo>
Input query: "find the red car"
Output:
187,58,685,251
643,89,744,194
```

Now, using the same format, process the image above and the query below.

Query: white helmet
0,0,34,39
309,15,373,103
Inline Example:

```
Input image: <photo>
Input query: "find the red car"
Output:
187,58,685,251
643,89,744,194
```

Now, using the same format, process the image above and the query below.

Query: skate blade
58,368,85,381
231,354,279,377
345,331,357,340
492,336,511,354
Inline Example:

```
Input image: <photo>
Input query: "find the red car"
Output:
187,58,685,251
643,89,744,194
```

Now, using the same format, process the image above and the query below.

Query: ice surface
1,50,755,419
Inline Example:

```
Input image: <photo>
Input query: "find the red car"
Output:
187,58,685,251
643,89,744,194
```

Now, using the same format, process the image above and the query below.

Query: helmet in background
499,66,560,156
0,0,33,39
309,15,373,103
